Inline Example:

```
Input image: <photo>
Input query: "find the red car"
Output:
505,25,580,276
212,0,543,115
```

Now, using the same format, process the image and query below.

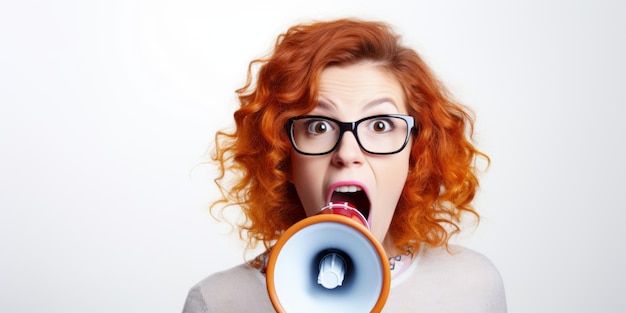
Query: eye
306,120,333,135
368,119,393,133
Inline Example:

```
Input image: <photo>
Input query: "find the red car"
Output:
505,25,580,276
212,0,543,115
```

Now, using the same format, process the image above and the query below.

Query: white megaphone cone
266,202,391,313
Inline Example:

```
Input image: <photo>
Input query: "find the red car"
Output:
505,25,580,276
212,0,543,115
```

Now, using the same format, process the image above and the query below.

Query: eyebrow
316,97,401,112
363,97,400,111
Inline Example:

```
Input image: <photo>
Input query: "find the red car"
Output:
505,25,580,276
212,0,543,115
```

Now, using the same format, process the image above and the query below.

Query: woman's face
290,62,412,252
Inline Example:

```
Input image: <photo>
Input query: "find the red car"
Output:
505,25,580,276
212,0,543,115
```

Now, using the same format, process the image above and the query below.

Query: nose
331,131,365,167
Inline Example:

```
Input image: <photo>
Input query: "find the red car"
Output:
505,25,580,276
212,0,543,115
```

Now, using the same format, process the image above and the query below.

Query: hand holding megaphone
266,202,391,313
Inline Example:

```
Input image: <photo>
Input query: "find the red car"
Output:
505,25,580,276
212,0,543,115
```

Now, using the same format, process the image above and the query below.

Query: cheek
290,154,326,216
370,152,411,238
377,164,408,214
377,152,410,194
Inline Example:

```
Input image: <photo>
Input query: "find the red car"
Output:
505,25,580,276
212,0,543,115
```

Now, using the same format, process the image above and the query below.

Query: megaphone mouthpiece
320,201,369,229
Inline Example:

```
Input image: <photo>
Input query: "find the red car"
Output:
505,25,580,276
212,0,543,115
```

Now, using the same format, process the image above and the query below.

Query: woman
183,18,507,312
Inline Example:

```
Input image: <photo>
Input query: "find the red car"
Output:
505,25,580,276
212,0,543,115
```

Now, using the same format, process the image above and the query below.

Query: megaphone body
266,202,391,312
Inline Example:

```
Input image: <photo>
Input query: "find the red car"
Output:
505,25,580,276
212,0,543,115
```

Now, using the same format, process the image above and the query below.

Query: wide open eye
367,118,394,133
306,120,334,135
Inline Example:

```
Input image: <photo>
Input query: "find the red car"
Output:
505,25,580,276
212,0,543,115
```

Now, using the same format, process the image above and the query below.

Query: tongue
318,202,370,229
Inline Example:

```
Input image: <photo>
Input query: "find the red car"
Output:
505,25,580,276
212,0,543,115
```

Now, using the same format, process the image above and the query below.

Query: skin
290,61,412,257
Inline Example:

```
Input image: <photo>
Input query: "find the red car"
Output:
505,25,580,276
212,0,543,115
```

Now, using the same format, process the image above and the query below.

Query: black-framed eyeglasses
287,114,416,155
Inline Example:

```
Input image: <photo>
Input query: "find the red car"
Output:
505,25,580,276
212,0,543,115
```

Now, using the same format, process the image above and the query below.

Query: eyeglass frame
286,114,417,156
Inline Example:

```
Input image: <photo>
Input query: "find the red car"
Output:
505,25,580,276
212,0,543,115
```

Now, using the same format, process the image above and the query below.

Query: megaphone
266,202,391,312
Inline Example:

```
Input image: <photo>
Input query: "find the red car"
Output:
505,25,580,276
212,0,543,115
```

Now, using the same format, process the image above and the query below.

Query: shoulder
385,245,507,312
182,263,275,313
421,245,503,280
196,263,263,288
421,245,506,299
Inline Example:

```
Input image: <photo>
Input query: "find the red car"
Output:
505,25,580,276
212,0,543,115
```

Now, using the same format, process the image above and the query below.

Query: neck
382,235,404,259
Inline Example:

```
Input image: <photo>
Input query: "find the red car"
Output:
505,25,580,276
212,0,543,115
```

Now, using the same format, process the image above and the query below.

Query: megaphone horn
266,202,391,313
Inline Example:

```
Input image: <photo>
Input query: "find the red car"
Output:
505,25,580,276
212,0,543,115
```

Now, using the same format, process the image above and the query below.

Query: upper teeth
334,186,362,193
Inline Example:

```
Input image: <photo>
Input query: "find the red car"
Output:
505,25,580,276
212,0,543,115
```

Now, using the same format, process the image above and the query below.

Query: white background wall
1,0,625,312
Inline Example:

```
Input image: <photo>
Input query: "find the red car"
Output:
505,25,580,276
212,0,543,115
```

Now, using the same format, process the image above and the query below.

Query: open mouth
329,185,371,221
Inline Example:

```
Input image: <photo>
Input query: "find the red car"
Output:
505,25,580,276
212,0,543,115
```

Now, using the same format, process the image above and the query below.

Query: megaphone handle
317,251,347,289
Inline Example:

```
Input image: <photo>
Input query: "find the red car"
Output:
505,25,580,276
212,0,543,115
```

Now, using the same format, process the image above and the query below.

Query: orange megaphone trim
266,213,391,313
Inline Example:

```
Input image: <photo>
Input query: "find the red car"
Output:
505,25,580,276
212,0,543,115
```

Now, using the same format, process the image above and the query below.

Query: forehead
316,62,406,114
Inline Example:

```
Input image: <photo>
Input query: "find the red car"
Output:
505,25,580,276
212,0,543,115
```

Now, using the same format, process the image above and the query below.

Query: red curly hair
210,18,488,254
